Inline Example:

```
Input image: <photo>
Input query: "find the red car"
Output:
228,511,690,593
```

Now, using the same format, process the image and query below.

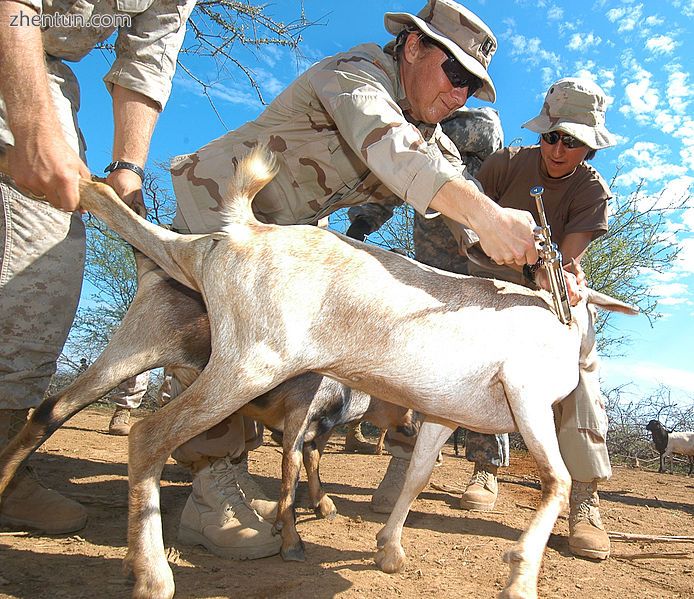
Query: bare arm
105,84,160,213
429,177,538,267
0,1,89,210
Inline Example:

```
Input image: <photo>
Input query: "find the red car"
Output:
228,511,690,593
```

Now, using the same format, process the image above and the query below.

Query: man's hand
105,168,147,216
7,128,90,212
473,205,538,267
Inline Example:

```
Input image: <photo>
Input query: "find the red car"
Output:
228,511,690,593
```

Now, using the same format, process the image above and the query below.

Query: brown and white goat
1,148,637,598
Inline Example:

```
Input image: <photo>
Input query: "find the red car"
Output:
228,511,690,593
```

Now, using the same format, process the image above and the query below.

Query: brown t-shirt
476,146,611,244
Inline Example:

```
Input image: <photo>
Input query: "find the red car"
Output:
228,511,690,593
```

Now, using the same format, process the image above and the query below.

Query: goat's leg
375,428,387,455
303,432,336,519
659,453,666,473
273,422,311,562
500,408,570,599
375,420,454,574
125,360,293,598
0,301,177,495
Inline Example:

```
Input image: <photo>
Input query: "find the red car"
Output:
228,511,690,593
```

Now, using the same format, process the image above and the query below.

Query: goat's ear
586,289,639,315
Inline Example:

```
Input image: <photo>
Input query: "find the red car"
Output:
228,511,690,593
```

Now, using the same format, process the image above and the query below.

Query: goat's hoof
375,543,406,573
498,583,537,599
315,496,337,519
131,568,175,599
281,542,306,562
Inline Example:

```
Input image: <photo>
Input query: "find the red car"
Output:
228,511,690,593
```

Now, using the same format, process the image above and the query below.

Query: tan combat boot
459,463,498,511
370,456,409,514
233,455,277,521
0,409,87,534
108,406,131,436
568,480,610,560
344,421,374,454
178,457,281,559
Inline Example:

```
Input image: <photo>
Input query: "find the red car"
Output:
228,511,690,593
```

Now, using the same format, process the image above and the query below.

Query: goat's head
646,419,664,433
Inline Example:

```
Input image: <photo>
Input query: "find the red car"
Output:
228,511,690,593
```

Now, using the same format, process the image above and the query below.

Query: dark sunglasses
441,56,483,97
426,38,483,97
541,131,586,149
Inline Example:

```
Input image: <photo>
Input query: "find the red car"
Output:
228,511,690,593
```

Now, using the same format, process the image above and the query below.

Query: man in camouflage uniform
169,0,539,561
0,0,195,533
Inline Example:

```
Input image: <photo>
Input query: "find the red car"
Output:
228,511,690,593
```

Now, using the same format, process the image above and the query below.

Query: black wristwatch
104,160,145,181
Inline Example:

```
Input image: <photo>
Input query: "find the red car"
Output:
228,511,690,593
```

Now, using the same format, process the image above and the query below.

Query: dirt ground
1,407,692,599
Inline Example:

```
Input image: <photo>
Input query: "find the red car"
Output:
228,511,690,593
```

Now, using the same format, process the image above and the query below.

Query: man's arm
0,1,89,210
430,178,538,267
105,84,160,213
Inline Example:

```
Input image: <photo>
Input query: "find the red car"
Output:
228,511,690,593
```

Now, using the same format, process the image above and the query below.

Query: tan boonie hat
384,0,497,102
522,77,616,150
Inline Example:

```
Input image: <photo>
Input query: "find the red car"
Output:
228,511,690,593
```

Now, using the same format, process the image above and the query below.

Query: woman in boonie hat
455,76,617,563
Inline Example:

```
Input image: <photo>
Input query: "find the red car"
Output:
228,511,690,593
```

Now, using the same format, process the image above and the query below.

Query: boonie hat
384,0,497,102
522,78,616,149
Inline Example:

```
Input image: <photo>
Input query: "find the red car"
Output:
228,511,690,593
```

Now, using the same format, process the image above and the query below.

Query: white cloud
602,359,694,396
174,74,261,110
618,61,659,124
677,237,694,275
645,34,676,55
643,15,665,27
567,32,602,51
547,5,564,20
606,3,643,32
666,70,691,114
502,29,562,70
648,282,689,304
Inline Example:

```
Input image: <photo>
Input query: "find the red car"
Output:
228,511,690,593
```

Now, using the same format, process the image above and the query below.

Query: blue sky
71,0,693,404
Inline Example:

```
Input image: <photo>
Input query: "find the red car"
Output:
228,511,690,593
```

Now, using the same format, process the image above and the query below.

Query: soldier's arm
0,0,89,210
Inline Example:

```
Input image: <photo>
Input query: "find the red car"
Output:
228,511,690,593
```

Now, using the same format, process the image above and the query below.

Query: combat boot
233,455,277,521
108,406,131,436
370,456,409,514
178,457,281,559
0,409,87,534
459,463,498,511
344,421,374,454
568,480,610,560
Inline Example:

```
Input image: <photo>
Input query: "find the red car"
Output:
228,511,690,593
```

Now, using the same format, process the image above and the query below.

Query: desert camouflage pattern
0,0,195,147
171,43,478,234
0,176,85,409
0,0,193,410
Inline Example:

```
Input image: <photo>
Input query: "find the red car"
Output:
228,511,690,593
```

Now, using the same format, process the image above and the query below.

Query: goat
0,148,638,599
0,245,413,561
646,419,694,475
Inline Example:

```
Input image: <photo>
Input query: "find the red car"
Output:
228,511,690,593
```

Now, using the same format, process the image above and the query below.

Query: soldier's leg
165,196,280,557
460,431,509,511
556,345,611,560
0,178,87,533
108,371,150,436
164,375,280,559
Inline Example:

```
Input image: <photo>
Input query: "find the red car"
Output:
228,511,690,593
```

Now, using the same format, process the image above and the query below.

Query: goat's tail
586,289,639,315
219,145,279,228
78,180,201,291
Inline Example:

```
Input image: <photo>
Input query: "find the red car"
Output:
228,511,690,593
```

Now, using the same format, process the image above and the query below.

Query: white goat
1,148,637,599
646,419,694,475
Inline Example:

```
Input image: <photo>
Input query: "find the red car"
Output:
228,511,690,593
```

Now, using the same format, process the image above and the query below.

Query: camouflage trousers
0,176,85,410
111,371,150,410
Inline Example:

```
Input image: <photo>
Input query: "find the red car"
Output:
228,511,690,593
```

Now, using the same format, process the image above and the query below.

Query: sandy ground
0,407,693,599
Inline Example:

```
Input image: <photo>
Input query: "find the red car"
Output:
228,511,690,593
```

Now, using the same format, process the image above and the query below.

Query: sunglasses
426,38,483,97
541,131,586,149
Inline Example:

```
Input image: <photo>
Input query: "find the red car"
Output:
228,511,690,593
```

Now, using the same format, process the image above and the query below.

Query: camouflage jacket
171,43,477,232
0,0,195,148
